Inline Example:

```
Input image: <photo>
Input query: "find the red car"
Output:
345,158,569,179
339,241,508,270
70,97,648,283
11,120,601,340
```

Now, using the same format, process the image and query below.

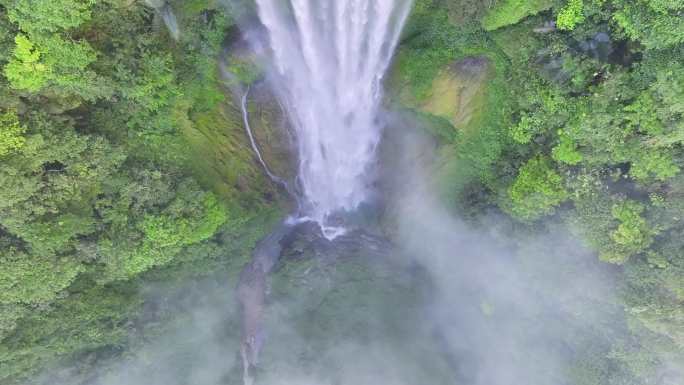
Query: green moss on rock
482,0,553,31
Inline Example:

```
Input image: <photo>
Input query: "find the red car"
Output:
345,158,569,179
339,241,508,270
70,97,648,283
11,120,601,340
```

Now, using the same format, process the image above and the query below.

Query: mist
31,109,647,385
5,0,682,384
20,4,676,385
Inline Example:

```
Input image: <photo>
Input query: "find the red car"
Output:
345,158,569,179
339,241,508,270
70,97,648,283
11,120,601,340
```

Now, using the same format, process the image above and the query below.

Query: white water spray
253,0,412,236
144,0,180,41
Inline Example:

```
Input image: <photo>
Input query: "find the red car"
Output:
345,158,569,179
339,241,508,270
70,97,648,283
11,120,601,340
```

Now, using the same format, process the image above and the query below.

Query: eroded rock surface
419,56,491,130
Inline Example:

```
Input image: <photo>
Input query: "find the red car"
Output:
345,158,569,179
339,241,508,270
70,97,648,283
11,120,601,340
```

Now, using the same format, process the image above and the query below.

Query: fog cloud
37,116,642,385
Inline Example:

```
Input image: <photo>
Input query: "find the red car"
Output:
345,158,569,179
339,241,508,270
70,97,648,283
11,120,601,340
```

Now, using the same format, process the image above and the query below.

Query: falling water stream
237,1,412,384
255,0,412,237
144,0,180,40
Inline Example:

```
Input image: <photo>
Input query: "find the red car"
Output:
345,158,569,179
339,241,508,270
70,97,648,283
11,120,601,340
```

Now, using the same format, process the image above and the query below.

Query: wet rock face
244,82,298,187
180,92,277,204
229,203,456,384
179,36,298,208
252,226,452,385
419,56,492,130
219,39,299,203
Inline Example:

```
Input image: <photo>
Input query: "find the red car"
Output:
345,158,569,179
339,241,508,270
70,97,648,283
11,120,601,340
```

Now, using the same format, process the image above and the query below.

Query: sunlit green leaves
0,248,84,306
552,131,583,165
4,35,50,92
4,33,103,98
0,110,26,156
601,201,654,264
508,157,568,220
4,0,96,34
630,150,680,182
510,114,543,144
556,0,585,31
482,0,552,31
611,0,684,49
2,0,107,99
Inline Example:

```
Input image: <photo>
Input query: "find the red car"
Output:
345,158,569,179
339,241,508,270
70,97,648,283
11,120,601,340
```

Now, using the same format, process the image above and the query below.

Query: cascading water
144,0,180,41
253,0,413,237
235,3,413,384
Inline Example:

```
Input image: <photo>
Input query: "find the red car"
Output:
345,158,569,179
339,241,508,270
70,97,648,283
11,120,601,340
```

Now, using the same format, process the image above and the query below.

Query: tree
0,110,26,156
3,0,96,34
0,247,84,306
552,130,583,165
99,183,228,280
0,112,125,254
2,0,109,100
508,156,568,220
0,2,271,383
600,201,654,264
4,35,50,92
556,0,585,31
610,0,684,49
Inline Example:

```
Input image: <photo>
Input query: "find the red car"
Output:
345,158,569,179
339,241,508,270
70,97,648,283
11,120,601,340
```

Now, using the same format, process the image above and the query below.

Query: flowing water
236,2,413,384
253,0,413,237
144,0,180,40
240,86,292,194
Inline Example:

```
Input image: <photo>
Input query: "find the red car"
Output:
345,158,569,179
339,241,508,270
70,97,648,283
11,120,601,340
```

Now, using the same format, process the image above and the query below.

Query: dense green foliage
0,0,682,383
507,156,568,220
0,1,281,382
395,0,684,382
482,0,552,31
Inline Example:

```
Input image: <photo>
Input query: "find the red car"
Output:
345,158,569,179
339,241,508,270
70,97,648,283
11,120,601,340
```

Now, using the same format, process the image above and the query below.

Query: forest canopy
0,1,280,382
394,0,683,382
0,0,682,384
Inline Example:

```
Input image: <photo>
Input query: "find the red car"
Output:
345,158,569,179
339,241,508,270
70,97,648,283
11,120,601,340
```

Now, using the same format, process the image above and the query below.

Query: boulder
419,56,492,131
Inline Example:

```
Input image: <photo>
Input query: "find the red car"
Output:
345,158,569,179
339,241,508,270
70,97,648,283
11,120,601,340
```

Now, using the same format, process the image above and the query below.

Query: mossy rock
392,51,513,205
245,82,298,186
418,56,492,132
444,0,495,26
180,97,276,207
205,39,297,207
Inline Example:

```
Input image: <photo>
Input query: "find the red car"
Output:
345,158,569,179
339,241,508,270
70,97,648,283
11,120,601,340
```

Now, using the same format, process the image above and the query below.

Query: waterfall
253,0,412,237
144,0,180,41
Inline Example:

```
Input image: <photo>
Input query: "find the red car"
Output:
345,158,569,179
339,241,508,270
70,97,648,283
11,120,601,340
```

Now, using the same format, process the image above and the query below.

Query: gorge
1,1,682,385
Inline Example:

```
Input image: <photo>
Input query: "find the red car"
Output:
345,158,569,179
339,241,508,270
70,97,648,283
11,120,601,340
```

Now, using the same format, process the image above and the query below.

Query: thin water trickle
144,0,180,40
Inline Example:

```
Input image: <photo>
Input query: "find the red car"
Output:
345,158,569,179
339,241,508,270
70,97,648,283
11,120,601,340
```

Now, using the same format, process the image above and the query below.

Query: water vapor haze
27,3,675,385
35,118,643,385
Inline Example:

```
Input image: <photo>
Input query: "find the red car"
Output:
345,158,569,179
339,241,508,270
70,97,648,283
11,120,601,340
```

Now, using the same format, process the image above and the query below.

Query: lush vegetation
394,0,684,382
0,1,282,383
1,0,682,383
